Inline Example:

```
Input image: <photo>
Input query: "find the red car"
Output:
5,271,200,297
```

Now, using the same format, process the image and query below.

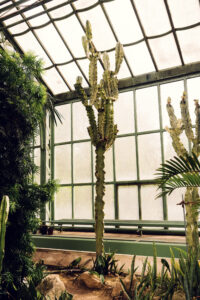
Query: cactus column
166,93,200,257
75,21,123,257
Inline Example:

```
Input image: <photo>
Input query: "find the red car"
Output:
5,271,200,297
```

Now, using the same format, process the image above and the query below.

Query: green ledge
32,235,186,258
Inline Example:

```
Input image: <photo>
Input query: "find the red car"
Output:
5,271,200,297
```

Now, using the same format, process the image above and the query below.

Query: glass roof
0,0,200,95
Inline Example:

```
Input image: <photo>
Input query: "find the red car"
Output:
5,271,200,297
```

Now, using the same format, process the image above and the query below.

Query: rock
172,290,186,300
105,276,122,297
37,274,66,300
78,271,103,289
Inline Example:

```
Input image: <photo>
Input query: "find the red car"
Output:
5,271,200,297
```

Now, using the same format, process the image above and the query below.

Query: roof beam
55,62,200,104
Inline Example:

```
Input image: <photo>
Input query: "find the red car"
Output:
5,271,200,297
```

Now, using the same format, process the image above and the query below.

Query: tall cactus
75,21,124,257
166,92,200,257
0,195,9,276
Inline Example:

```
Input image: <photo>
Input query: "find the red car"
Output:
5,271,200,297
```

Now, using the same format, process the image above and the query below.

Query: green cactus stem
0,195,9,276
75,20,124,258
166,93,200,257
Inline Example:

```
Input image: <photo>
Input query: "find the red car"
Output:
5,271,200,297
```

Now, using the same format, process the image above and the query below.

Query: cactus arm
0,195,9,275
180,92,194,142
193,100,200,155
114,42,124,75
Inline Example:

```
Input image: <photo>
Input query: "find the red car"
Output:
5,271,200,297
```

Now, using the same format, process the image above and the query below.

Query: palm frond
155,153,200,198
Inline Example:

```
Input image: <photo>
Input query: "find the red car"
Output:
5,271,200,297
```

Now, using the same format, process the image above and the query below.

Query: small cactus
75,20,124,258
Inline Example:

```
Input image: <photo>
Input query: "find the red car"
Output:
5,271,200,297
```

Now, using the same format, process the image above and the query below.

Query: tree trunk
185,187,199,257
95,143,106,257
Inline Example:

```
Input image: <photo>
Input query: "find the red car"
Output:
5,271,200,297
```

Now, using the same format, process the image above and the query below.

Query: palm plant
155,152,200,198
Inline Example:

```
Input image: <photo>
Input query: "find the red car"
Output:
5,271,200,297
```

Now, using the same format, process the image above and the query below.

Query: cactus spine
75,21,124,258
166,93,200,257
0,195,9,276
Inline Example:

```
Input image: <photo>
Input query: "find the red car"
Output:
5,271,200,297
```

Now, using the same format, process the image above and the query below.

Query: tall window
51,75,200,224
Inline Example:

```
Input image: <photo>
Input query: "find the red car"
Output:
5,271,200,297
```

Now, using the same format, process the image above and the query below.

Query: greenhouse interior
1,0,200,299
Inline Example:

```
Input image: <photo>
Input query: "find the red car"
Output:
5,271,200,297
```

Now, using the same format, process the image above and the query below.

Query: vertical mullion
71,102,74,219
158,84,168,220
40,114,46,221
50,114,55,221
133,90,142,220
113,143,118,221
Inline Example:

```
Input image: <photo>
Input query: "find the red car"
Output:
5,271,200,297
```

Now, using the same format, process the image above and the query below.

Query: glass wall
50,75,200,224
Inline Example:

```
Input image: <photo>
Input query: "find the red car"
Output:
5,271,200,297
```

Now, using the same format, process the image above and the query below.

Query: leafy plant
92,252,124,276
74,20,124,258
155,152,200,197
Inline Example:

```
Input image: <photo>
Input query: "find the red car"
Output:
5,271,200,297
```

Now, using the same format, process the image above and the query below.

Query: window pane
56,16,85,57
138,133,161,179
42,68,68,94
124,43,155,75
136,86,159,132
177,27,200,64
36,24,72,63
73,102,90,140
160,80,184,128
58,62,88,89
135,0,171,36
105,0,142,44
55,187,72,219
115,91,134,135
54,104,71,143
74,186,92,219
55,145,71,184
15,32,51,67
167,188,185,221
78,6,116,51
118,186,139,220
149,34,181,70
115,137,137,181
163,131,189,161
141,185,163,220
34,148,40,184
73,142,91,183
168,0,200,27
104,185,114,220
187,77,200,125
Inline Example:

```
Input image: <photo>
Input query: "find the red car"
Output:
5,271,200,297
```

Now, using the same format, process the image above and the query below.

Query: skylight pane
104,0,143,44
56,16,85,57
15,32,51,67
58,62,88,88
149,34,181,69
23,5,49,26
74,0,97,9
168,0,200,27
42,68,69,94
6,21,28,35
134,0,171,36
78,6,116,51
124,43,155,75
177,27,200,64
35,24,72,63
46,0,73,18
